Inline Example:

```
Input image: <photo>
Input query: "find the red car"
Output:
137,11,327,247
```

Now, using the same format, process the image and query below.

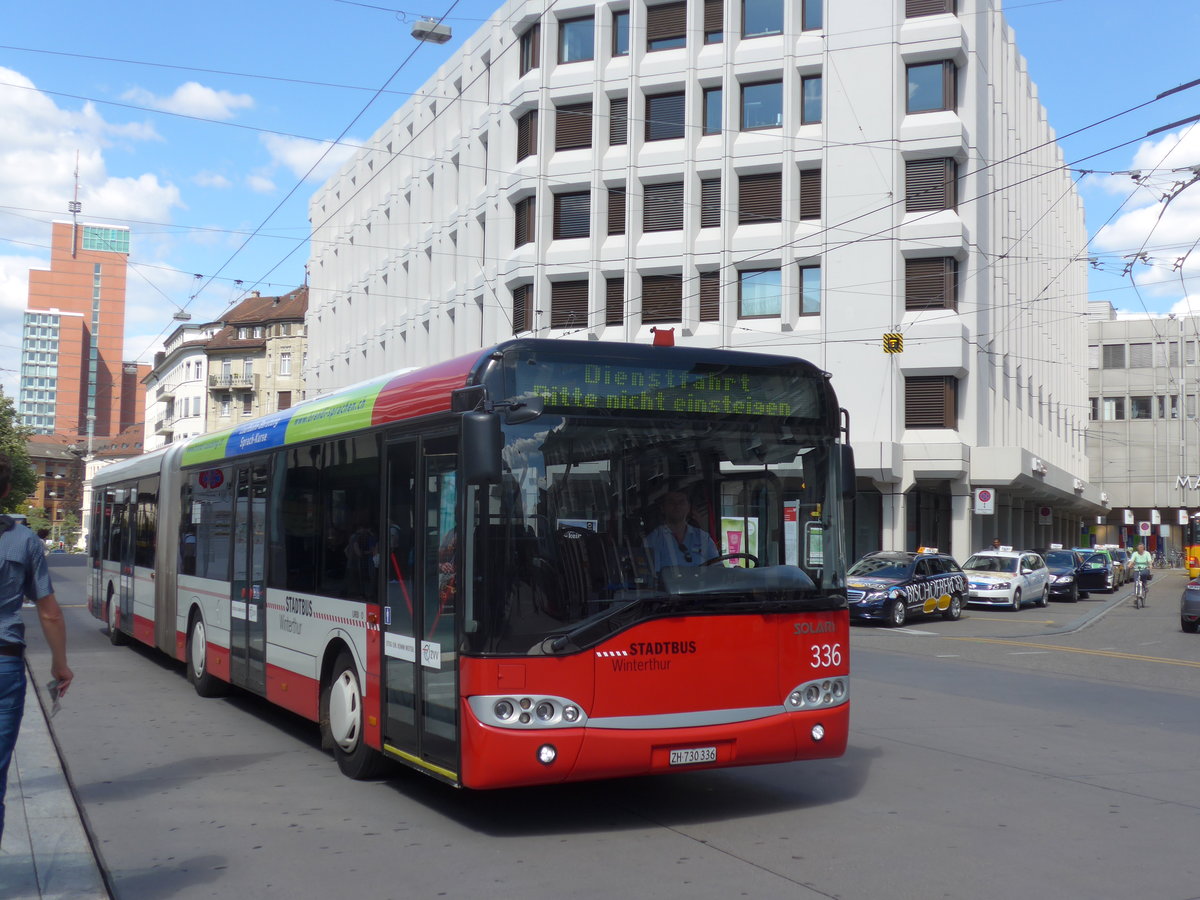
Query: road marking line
943,636,1200,668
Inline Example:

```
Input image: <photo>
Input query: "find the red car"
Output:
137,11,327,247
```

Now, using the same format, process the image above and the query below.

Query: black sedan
1182,579,1200,633
1032,548,1110,602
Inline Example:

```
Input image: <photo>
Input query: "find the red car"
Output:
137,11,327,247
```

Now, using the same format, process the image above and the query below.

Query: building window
551,280,588,328
512,284,531,333
516,109,538,161
642,275,683,323
555,102,592,150
738,172,781,224
699,271,720,321
1102,397,1125,421
1128,342,1152,368
279,352,292,375
1101,344,1125,369
907,61,957,113
514,196,535,248
647,1,687,50
278,391,292,411
253,326,264,338
907,0,956,17
609,96,628,146
237,327,249,340
906,376,958,429
608,187,626,235
242,395,253,416
1131,396,1153,419
802,0,823,30
613,10,629,56
741,80,783,130
703,87,722,135
905,157,958,211
606,277,624,326
800,265,821,316
519,24,540,76
643,181,685,231
739,269,782,318
645,91,686,141
704,0,723,42
559,16,594,63
1089,398,1099,421
742,0,782,37
905,257,958,310
801,75,822,124
220,397,231,418
799,167,821,220
553,191,591,239
700,178,721,228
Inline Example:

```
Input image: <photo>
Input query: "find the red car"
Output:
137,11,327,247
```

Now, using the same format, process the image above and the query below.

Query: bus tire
321,651,387,780
187,614,226,698
106,587,126,646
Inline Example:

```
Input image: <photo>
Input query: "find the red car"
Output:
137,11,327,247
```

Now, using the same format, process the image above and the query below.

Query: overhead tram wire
560,79,1200,350
134,2,469,360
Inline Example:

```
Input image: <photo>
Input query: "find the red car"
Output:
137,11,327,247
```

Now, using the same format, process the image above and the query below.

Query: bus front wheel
321,651,387,780
106,587,126,646
187,614,226,698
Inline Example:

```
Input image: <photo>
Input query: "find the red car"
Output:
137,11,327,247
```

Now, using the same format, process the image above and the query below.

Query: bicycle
1133,571,1149,608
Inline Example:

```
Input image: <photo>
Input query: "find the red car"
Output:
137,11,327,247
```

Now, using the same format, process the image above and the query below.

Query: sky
0,0,1197,401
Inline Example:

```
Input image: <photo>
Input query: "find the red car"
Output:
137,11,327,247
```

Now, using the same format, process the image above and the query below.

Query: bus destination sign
512,359,821,420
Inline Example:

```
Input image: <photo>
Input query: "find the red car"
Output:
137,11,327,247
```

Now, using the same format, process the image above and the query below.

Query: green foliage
0,394,36,512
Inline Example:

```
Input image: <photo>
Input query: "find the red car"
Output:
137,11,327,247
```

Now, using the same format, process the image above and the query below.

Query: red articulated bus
88,339,853,788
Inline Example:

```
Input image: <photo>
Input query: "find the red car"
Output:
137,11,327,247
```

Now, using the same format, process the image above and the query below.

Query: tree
0,394,36,512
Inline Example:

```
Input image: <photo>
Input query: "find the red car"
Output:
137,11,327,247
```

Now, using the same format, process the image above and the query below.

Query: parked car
1108,548,1133,583
1181,579,1200,633
847,550,968,627
1032,548,1109,602
1073,548,1119,592
961,550,1050,610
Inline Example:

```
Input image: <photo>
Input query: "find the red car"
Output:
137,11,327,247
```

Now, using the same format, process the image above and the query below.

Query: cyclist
1130,542,1153,608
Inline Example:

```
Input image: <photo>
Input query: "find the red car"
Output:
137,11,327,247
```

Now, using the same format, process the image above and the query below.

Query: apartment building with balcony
143,322,221,452
204,287,308,428
306,0,1102,560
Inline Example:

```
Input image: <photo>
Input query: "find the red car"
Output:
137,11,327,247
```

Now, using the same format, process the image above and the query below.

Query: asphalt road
24,557,1200,900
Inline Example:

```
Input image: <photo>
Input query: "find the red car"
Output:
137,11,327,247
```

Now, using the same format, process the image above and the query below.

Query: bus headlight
785,677,849,712
469,695,589,729
538,744,557,765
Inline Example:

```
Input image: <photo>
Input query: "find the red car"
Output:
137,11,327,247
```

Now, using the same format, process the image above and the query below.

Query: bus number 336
811,643,843,668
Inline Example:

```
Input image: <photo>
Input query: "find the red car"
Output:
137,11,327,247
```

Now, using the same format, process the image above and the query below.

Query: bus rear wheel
187,614,226,698
321,651,387,780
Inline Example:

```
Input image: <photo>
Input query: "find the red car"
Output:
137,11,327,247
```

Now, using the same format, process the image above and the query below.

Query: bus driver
645,490,718,572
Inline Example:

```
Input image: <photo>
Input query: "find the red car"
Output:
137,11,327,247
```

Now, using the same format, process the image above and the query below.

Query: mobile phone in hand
45,679,62,717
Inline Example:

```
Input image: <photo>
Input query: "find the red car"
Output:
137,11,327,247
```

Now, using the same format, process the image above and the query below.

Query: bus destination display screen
506,352,824,421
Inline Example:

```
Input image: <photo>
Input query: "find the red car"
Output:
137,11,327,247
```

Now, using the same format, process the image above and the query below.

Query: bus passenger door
382,437,459,777
230,462,268,695
116,491,135,633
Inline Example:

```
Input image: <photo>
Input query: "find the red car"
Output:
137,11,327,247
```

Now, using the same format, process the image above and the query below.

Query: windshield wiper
542,592,671,654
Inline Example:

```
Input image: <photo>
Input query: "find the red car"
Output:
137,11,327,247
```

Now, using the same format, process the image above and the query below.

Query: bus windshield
466,411,846,655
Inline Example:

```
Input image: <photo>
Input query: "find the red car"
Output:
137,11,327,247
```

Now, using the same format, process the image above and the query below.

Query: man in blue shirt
644,490,719,571
0,452,73,846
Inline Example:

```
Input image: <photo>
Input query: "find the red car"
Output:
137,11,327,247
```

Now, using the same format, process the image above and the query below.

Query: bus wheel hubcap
329,670,361,752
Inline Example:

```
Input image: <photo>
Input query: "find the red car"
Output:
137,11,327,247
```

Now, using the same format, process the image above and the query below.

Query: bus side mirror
840,445,856,500
462,412,502,485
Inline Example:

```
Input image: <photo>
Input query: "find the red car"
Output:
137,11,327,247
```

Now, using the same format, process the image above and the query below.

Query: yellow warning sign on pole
883,333,904,353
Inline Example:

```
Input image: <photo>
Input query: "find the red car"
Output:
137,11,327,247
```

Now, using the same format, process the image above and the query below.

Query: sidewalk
0,665,109,900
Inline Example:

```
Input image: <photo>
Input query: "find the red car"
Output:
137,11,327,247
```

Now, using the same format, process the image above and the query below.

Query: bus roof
177,339,836,468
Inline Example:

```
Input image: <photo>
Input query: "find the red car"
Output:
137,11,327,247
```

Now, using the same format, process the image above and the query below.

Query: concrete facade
305,0,1104,561
1087,301,1200,556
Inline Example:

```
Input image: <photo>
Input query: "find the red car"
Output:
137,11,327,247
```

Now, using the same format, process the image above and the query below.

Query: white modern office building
1087,302,1200,555
306,0,1105,560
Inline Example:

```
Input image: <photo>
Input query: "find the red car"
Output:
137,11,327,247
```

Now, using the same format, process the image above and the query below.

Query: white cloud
246,174,276,194
261,133,359,183
122,81,254,121
193,171,232,189
0,67,184,396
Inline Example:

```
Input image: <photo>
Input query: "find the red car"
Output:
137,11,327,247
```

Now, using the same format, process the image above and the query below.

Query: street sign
974,488,994,515
883,333,904,353
1038,506,1052,525
1138,521,1152,536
